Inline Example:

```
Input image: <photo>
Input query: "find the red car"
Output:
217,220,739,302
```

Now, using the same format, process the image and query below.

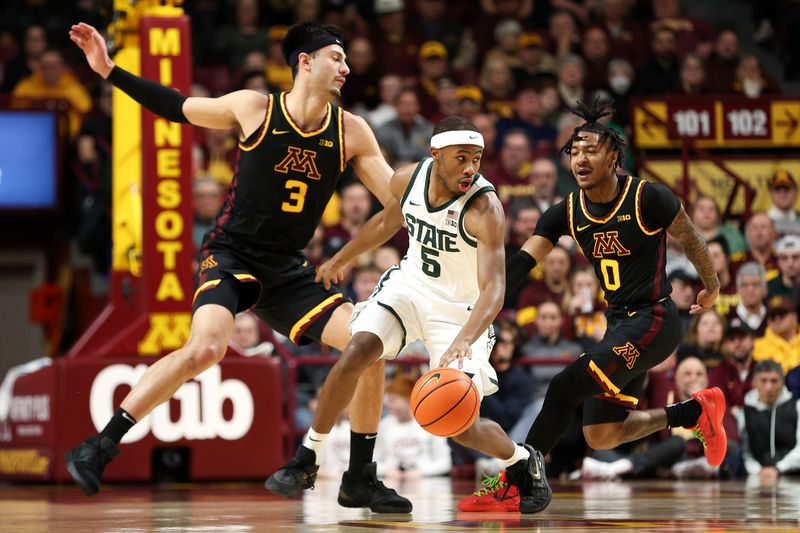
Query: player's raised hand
69,22,114,78
438,340,472,370
315,255,347,290
690,287,719,315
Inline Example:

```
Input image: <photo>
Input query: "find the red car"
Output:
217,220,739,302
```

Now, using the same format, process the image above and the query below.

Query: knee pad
544,357,602,408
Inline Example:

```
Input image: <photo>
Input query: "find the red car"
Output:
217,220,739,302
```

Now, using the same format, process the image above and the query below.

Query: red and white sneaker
457,471,519,512
688,387,727,467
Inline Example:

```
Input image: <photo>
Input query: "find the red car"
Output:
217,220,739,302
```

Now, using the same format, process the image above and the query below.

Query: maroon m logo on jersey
592,231,631,258
613,341,640,370
274,147,321,180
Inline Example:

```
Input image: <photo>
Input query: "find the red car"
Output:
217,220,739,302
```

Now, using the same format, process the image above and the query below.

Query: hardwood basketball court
2,477,799,532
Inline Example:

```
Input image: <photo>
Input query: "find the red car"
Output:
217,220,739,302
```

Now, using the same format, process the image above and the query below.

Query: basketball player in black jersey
501,100,727,513
65,21,411,512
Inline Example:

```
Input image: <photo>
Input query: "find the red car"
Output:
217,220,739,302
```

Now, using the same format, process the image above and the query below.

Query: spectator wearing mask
726,262,768,337
732,54,779,98
767,170,800,237
737,360,800,484
768,235,800,300
606,59,636,128
754,297,800,374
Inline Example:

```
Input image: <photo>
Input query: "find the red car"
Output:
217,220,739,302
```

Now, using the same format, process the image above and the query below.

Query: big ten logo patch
613,341,640,370
592,231,631,258
274,147,320,180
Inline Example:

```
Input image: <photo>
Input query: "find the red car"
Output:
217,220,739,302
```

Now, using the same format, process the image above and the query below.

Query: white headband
430,130,485,149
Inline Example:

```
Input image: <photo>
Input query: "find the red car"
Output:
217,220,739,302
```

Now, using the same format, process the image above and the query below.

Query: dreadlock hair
560,97,626,169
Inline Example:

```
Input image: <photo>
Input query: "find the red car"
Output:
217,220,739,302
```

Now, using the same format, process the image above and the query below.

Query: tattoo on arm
668,208,720,292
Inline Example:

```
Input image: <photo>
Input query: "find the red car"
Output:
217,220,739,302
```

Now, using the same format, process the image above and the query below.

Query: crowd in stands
2,0,800,484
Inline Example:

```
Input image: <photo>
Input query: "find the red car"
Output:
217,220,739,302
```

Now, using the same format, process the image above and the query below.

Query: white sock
502,443,531,468
302,428,328,465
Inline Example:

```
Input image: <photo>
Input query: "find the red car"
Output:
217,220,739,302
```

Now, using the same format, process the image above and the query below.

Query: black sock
349,431,377,474
100,408,136,444
664,399,701,428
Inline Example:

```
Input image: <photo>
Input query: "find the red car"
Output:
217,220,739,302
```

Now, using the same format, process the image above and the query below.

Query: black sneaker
506,444,552,514
64,435,120,496
338,463,412,513
265,446,319,498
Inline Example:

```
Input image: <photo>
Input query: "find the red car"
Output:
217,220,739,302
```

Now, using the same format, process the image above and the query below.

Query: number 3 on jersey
600,258,621,291
282,179,307,213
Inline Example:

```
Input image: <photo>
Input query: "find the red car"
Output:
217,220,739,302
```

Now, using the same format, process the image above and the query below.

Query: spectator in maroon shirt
492,129,533,206
734,212,779,279
341,36,380,111
705,29,741,94
323,181,373,258
731,54,780,98
414,41,450,119
580,26,612,93
505,198,541,257
516,245,572,333
709,321,756,412
373,0,424,80
637,26,679,95
648,0,715,62
597,0,648,68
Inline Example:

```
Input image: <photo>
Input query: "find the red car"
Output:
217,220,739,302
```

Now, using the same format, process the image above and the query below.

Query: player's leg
267,300,412,512
65,276,247,496
321,303,387,480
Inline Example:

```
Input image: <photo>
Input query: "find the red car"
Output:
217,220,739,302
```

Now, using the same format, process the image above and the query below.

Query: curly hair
560,97,626,168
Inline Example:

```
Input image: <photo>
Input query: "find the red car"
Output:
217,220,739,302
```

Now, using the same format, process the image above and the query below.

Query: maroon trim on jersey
652,234,666,300
202,173,238,255
239,95,271,150
636,302,664,348
635,181,661,236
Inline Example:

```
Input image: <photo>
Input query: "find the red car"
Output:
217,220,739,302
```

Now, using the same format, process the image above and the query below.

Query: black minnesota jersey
205,92,345,253
536,175,681,308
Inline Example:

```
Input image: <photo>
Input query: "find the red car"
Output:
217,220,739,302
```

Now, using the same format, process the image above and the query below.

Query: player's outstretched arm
668,205,720,313
438,193,505,370
315,164,411,289
344,113,394,206
69,22,264,134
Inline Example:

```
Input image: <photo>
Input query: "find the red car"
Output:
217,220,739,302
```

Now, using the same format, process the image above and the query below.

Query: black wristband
506,249,537,297
107,66,189,124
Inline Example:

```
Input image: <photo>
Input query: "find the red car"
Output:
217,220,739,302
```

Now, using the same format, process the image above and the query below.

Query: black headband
288,34,343,70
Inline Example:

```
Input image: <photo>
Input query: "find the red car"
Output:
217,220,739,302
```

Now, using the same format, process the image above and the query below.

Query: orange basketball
410,367,480,437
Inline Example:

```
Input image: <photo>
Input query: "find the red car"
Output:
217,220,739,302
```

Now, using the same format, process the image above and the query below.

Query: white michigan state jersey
398,157,495,305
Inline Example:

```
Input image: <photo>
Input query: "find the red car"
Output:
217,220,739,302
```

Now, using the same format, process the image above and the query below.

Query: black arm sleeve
642,182,681,229
107,66,189,124
533,200,570,245
506,250,537,298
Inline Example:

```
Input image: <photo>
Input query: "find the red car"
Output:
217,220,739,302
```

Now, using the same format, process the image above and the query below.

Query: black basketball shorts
192,244,348,345
582,298,682,425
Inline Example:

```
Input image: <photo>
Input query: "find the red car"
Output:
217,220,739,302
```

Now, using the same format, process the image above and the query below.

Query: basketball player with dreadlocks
492,100,728,513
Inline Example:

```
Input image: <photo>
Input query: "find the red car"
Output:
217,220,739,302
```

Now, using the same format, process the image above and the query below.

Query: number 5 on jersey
282,179,307,213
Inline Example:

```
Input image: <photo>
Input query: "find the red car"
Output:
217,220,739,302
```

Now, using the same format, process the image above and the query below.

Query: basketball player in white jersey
267,116,540,511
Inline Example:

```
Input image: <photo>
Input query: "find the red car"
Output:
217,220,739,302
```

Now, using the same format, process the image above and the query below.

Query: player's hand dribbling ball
410,367,480,437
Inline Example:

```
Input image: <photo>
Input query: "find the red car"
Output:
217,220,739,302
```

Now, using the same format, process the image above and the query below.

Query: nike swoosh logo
467,305,474,311
309,437,321,442
468,134,479,139
272,128,289,135
531,454,542,480
420,373,441,390
577,224,591,232
365,434,377,440
121,412,137,424
627,311,637,317
409,201,421,206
